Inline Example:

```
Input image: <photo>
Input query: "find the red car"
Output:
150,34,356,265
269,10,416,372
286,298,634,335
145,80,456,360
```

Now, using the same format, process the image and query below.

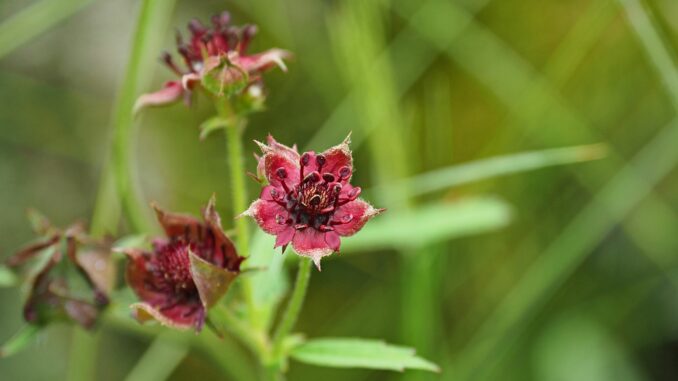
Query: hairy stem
268,257,312,376
216,101,258,322
209,303,269,358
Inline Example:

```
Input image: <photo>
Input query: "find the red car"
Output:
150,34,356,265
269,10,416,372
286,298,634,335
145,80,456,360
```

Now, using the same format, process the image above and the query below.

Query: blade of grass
0,0,94,59
393,0,678,268
381,144,608,199
123,334,189,381
447,117,678,381
90,0,176,235
619,0,678,109
65,330,99,381
306,0,491,150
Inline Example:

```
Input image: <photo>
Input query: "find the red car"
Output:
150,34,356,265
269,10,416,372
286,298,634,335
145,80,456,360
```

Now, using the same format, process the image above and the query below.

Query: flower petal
122,248,166,306
201,195,242,271
152,203,205,242
333,199,384,237
274,226,295,249
130,302,202,331
291,229,335,270
255,136,300,186
188,249,238,309
133,81,184,114
5,235,59,267
236,48,292,73
319,134,353,181
324,231,341,252
241,199,290,235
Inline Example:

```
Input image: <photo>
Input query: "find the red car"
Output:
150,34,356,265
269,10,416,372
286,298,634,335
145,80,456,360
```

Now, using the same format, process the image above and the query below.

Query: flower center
151,242,197,295
271,154,361,232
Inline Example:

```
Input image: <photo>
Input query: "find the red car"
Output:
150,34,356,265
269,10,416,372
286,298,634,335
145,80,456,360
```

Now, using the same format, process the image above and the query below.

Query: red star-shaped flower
242,135,384,270
134,11,290,112
120,196,244,331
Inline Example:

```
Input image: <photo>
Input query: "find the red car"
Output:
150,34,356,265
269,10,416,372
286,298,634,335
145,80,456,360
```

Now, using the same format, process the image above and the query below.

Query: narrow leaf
290,338,439,372
383,143,607,198
342,197,511,252
0,325,40,358
199,116,230,140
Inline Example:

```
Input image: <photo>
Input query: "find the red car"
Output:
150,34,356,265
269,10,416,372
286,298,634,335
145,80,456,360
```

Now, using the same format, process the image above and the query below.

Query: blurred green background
1,0,678,380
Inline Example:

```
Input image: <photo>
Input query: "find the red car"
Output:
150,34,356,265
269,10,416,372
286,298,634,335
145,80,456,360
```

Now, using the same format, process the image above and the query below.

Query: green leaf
290,338,439,372
341,197,511,252
199,116,230,141
0,265,17,287
0,0,94,59
0,325,40,358
384,144,607,198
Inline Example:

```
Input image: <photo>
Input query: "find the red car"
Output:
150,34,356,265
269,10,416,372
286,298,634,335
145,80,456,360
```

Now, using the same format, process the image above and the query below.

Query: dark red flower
120,196,244,331
6,212,114,330
134,11,290,112
243,135,384,270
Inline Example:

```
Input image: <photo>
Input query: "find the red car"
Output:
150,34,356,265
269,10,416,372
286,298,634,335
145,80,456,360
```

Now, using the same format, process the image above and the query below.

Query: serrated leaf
0,265,17,287
342,196,511,252
199,116,230,140
0,325,40,358
290,338,439,372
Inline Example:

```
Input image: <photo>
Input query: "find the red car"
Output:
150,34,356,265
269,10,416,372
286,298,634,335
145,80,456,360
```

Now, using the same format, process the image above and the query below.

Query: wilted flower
120,196,244,331
6,212,114,330
242,135,384,270
134,11,291,113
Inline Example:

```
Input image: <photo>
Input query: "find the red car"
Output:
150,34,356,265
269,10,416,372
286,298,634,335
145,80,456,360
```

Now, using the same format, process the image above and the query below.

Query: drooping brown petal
5,235,59,267
23,250,61,325
201,195,242,271
65,236,112,305
130,302,198,331
152,203,205,242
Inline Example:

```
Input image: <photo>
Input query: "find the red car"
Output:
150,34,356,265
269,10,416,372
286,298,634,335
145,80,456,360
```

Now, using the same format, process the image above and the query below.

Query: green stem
268,257,313,375
66,329,99,381
124,334,189,381
209,304,269,358
216,101,257,320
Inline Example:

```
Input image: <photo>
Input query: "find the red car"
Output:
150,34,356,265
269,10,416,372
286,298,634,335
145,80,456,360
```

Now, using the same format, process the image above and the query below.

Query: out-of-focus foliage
1,0,677,380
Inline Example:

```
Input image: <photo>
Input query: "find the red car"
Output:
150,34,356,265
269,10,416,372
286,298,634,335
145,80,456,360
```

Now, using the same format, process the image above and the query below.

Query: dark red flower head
134,11,291,113
6,211,114,330
120,196,243,331
243,135,384,270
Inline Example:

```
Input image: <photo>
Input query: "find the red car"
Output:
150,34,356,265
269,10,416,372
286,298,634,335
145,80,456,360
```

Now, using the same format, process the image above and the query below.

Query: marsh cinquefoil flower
121,197,244,331
134,11,291,112
6,212,114,329
243,135,384,270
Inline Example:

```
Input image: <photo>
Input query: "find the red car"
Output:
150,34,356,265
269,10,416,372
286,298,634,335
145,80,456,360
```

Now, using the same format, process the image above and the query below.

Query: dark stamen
322,173,335,183
339,166,351,180
316,155,326,171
